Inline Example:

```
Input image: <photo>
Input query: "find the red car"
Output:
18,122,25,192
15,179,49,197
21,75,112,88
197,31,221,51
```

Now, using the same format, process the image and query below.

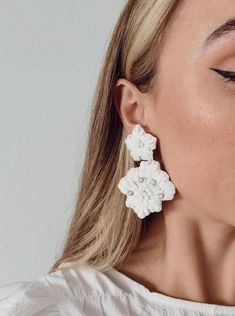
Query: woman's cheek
150,77,235,218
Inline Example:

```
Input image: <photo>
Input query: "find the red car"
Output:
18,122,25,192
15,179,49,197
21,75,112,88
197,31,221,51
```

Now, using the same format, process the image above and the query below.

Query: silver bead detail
157,193,165,199
139,177,145,183
127,190,134,196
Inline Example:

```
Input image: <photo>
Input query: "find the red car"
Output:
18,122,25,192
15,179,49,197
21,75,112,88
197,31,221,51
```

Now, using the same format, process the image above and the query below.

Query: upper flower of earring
125,124,157,161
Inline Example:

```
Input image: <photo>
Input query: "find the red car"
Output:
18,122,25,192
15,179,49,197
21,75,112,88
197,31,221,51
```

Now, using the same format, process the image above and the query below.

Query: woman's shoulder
0,263,131,316
0,263,86,316
0,273,60,316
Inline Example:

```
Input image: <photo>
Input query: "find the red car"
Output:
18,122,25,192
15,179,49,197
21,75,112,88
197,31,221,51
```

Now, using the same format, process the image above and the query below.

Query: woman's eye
210,67,235,85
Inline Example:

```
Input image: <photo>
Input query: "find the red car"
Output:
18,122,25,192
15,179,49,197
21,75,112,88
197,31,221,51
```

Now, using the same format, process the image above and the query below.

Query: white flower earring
117,124,176,219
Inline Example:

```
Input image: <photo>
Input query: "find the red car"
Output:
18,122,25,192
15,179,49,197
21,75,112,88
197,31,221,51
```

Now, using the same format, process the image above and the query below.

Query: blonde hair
49,0,180,273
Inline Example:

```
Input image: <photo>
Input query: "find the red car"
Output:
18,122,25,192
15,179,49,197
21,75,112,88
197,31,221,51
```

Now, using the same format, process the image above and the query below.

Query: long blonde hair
49,0,180,273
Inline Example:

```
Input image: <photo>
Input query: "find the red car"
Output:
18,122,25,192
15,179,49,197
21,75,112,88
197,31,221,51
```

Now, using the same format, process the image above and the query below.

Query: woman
1,0,235,315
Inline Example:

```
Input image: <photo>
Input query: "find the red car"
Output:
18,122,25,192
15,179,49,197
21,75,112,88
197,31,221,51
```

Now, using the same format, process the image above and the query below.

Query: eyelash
210,68,235,85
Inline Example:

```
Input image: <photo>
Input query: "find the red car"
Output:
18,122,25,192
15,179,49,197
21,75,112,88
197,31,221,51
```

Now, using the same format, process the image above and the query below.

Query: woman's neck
118,198,235,305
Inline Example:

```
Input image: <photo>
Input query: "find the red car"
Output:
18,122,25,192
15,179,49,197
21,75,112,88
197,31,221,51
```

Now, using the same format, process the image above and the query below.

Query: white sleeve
0,281,30,300
0,278,60,316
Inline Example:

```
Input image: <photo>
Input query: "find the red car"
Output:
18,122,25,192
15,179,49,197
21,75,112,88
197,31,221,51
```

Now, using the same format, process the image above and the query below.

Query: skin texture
114,0,235,305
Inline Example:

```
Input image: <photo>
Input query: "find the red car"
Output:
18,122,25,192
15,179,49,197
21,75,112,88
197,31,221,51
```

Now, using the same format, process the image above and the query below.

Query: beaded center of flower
126,175,165,200
138,176,165,200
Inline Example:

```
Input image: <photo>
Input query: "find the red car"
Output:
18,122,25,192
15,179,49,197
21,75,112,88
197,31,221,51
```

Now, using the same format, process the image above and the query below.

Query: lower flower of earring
117,160,176,219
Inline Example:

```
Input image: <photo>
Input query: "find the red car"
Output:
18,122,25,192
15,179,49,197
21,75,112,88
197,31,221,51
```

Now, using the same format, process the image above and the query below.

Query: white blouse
1,262,235,316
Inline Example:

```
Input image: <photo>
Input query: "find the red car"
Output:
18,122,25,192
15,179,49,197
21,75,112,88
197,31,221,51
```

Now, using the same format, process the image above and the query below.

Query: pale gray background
0,0,125,285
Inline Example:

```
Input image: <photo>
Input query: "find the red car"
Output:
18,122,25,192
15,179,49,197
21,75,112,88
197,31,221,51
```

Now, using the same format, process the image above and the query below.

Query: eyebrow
202,17,235,50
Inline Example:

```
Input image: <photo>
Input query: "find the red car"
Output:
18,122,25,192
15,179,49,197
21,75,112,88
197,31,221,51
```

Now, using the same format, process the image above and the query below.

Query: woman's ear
113,78,148,134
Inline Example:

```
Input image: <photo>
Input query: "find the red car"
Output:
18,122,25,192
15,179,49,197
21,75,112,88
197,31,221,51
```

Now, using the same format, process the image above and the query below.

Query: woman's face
145,0,235,224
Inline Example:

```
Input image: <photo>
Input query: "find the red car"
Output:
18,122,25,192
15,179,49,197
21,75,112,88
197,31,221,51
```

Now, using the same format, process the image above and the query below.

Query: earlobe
113,78,146,134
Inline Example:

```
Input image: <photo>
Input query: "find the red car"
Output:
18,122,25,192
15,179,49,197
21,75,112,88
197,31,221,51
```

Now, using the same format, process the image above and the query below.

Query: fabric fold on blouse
1,262,235,315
